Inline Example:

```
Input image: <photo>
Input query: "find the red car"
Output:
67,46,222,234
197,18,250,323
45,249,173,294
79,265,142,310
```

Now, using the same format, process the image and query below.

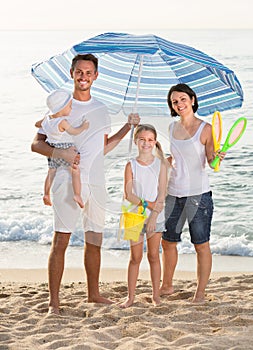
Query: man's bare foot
73,195,84,208
159,286,174,296
120,298,134,308
47,306,60,315
88,295,114,304
43,195,52,206
152,296,161,306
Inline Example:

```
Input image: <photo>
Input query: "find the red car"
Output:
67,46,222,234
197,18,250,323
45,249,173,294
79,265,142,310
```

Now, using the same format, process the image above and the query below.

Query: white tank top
168,121,210,197
130,157,164,223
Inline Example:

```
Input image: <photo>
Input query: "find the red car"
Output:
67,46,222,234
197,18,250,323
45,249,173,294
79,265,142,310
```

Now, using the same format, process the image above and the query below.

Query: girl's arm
156,159,168,207
58,119,89,135
146,160,168,233
124,162,142,205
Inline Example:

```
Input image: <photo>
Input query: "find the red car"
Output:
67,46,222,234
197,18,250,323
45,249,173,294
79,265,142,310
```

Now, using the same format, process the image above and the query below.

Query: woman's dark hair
167,83,199,117
71,54,98,72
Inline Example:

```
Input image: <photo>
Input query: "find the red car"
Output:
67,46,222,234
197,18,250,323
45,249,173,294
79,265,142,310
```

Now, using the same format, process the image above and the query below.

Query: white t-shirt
39,97,111,185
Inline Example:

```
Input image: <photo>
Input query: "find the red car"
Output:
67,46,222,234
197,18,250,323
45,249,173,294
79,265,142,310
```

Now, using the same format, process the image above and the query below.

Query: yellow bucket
123,211,146,242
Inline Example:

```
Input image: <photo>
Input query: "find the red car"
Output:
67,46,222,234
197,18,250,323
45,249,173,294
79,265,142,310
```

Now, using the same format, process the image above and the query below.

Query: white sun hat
46,89,72,114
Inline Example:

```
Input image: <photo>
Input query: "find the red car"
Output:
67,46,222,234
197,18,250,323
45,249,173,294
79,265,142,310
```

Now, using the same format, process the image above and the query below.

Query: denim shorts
162,191,213,244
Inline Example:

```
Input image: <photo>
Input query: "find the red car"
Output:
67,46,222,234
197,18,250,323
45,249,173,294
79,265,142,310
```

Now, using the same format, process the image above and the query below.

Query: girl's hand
146,215,157,234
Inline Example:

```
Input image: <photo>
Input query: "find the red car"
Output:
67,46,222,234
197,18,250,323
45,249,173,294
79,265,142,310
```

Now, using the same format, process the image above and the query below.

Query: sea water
0,29,253,269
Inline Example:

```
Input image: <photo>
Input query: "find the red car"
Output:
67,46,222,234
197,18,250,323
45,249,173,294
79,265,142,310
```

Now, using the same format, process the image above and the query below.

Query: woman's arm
201,123,215,167
201,123,226,168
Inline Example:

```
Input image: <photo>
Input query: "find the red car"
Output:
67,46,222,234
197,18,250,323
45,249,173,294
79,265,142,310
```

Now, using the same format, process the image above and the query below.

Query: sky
1,0,253,30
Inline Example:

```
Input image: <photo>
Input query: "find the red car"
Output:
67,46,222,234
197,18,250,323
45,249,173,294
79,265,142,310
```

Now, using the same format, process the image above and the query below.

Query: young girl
120,124,168,308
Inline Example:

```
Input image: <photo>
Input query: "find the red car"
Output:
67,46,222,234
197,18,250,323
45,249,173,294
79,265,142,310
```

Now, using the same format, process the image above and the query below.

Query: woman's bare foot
43,194,52,206
159,286,174,296
120,298,134,308
73,195,84,208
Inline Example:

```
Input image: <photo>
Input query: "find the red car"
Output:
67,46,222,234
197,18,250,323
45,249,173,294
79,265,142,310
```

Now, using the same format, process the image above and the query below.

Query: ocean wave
0,218,253,257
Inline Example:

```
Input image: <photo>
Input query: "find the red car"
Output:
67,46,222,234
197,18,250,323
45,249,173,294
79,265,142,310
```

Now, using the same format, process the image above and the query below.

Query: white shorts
52,179,106,234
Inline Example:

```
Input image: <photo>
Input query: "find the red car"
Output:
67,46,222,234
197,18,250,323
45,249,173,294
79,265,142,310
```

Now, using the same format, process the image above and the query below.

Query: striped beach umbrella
31,32,243,117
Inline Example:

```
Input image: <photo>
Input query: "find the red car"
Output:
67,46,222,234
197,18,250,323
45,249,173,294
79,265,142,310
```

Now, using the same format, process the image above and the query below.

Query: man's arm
31,132,53,157
31,132,79,165
104,113,140,155
104,123,131,155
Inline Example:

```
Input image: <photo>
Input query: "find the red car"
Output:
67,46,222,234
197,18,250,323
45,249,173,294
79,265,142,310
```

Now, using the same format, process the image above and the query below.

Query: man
31,54,140,314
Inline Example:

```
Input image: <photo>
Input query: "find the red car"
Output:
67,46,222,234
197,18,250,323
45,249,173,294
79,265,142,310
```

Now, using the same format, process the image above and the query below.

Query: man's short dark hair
71,54,98,72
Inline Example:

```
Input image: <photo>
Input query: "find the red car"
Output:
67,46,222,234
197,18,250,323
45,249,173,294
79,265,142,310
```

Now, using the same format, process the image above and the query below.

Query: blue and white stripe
31,32,243,117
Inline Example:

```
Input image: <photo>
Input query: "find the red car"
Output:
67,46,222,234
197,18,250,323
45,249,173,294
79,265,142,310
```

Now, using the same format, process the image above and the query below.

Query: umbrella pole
128,55,144,156
118,55,144,242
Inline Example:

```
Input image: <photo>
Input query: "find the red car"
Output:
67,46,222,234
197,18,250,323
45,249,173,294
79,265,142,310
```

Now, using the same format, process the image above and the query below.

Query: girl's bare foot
159,286,174,296
43,195,52,206
73,195,84,208
120,298,134,308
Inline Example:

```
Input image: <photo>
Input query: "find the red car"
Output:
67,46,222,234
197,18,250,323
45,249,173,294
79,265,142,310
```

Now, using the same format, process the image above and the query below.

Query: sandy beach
0,255,253,349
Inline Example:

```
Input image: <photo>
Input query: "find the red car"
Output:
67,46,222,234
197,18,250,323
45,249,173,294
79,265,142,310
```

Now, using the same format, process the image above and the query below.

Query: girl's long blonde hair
134,124,164,160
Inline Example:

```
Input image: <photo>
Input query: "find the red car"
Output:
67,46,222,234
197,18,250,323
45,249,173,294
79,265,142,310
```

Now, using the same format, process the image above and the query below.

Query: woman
160,83,224,303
